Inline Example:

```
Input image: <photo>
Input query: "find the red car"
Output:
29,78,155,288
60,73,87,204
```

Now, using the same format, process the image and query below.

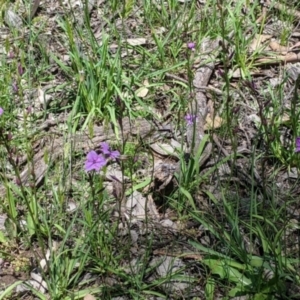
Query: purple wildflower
100,142,111,155
85,151,106,172
0,107,3,116
295,137,300,153
187,42,195,50
185,114,197,126
109,150,120,159
18,64,24,76
100,142,120,160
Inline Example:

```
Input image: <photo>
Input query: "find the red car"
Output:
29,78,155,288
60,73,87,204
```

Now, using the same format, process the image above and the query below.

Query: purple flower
18,64,24,76
185,114,197,126
0,107,3,116
187,42,195,50
100,142,111,155
109,150,120,159
85,151,106,172
295,137,300,153
100,142,120,160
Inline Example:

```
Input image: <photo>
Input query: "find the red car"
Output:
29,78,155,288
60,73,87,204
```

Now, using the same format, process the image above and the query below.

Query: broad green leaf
205,278,215,300
203,259,251,285
228,285,248,297
0,230,7,243
189,241,247,271
249,255,264,267
253,294,270,300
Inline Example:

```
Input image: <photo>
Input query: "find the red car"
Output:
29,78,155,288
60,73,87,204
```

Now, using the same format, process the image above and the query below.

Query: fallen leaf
126,191,149,219
280,113,290,123
249,34,272,52
205,114,223,130
136,86,149,98
269,41,288,53
136,79,150,98
287,63,300,81
4,9,23,28
37,88,52,107
127,38,147,46
229,68,259,78
84,295,97,300
150,142,178,157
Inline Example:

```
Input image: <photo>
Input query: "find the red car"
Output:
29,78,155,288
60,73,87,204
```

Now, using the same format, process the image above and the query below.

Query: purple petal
100,142,111,154
187,42,195,50
93,161,106,171
86,150,99,161
85,151,106,172
295,137,300,153
0,107,3,116
185,114,196,126
18,64,24,76
85,160,96,171
109,150,120,160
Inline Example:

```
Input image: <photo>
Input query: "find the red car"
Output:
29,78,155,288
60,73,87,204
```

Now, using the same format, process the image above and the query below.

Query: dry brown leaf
281,113,290,123
205,114,223,130
136,80,150,98
229,68,258,78
287,63,300,80
136,86,149,98
127,38,147,46
84,295,97,300
269,41,288,53
4,9,23,28
162,84,171,91
37,88,52,107
249,34,272,52
150,142,178,157
256,52,300,65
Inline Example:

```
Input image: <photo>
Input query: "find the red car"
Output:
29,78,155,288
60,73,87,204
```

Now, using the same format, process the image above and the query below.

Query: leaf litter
1,0,300,299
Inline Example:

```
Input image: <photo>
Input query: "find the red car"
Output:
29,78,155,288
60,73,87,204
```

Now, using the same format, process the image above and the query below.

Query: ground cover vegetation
1,0,300,299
